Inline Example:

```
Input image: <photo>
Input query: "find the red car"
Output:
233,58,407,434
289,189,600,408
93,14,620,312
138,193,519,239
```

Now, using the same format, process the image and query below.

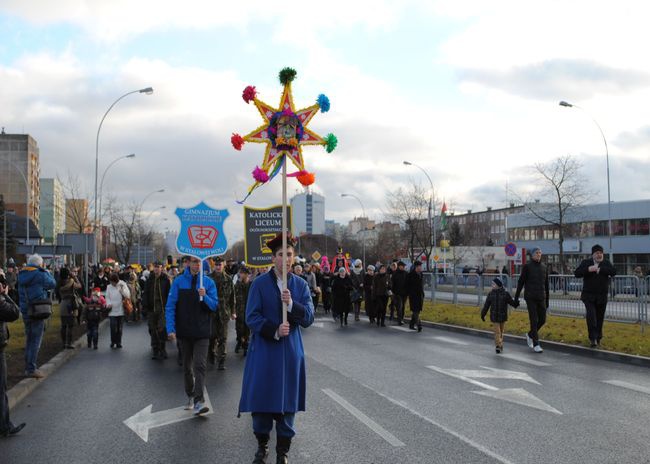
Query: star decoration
231,68,337,203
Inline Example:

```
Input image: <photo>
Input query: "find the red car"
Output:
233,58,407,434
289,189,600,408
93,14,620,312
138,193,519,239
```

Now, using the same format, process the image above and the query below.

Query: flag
440,201,448,230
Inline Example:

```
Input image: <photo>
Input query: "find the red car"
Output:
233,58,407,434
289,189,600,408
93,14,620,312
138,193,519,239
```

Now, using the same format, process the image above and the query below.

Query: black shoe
409,325,416,330
65,345,76,349
152,350,159,360
93,345,98,350
235,342,241,354
496,347,501,354
116,344,122,349
161,349,168,359
87,342,92,348
1,423,26,437
110,344,115,349
590,340,598,348
218,361,226,371
417,326,422,332
398,321,404,326
276,436,291,464
253,433,270,464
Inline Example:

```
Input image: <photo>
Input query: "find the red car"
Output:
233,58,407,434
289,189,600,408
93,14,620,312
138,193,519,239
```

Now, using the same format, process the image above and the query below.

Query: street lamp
559,100,613,264
5,159,30,248
137,189,165,265
403,160,436,269
341,193,366,266
94,87,153,263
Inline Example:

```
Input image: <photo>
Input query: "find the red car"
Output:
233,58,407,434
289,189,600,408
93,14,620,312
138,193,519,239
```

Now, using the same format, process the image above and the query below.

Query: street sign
504,242,517,257
244,204,292,268
175,202,229,259
311,251,321,261
433,255,440,262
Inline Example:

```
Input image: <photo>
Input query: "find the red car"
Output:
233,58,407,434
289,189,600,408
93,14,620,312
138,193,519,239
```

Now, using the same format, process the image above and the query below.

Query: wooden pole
281,156,288,323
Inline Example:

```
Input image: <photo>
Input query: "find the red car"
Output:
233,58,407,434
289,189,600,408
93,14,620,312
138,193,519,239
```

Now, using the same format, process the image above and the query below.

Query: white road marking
389,325,416,333
123,389,213,442
363,384,517,464
312,322,325,328
473,388,562,415
498,353,551,367
428,366,540,385
314,318,335,323
322,388,405,447
430,336,469,346
603,380,650,395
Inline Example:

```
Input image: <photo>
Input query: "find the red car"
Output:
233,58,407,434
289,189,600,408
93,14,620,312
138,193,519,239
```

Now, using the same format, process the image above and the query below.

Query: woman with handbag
55,267,82,349
105,273,131,348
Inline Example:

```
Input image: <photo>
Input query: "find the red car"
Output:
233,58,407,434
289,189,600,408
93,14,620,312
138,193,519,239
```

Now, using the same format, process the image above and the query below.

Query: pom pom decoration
242,85,257,104
324,133,338,153
252,166,270,183
297,171,315,186
231,133,244,151
316,94,330,113
278,67,297,85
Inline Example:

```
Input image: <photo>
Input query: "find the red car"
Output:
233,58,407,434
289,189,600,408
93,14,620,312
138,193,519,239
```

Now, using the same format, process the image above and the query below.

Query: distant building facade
0,132,41,227
446,204,525,246
39,178,65,243
65,198,91,233
290,191,325,235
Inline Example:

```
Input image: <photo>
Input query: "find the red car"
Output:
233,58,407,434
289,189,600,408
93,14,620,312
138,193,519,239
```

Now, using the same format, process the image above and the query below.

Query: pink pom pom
231,133,244,150
242,85,257,104
252,166,269,183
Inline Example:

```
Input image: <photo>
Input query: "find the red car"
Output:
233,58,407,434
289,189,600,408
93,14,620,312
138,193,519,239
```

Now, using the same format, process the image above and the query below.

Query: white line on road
362,383,517,464
389,325,416,333
603,380,650,395
322,388,405,447
495,353,551,367
430,336,469,346
426,366,499,391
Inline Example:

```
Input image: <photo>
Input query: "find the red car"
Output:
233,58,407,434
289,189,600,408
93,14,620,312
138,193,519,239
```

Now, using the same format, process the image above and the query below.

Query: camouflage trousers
209,316,229,363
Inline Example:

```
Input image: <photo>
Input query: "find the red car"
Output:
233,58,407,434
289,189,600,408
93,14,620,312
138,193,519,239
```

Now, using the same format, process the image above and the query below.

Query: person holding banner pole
166,256,218,416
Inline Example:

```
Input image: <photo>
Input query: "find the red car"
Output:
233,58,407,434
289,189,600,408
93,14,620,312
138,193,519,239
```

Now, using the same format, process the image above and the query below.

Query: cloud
457,59,650,101
613,125,650,151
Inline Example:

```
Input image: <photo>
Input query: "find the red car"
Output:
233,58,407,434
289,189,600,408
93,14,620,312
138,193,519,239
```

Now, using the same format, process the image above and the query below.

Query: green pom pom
324,133,338,153
279,67,297,85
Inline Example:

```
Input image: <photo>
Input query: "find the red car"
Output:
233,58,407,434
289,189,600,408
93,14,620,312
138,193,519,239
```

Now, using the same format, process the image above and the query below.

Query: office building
39,178,65,243
290,191,325,235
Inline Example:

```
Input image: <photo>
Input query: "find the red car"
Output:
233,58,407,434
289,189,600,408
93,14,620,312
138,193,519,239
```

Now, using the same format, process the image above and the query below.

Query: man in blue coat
239,233,314,464
166,256,218,415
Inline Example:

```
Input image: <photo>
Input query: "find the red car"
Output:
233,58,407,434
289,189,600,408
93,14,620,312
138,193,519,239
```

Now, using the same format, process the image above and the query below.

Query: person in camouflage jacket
209,258,235,370
234,267,252,356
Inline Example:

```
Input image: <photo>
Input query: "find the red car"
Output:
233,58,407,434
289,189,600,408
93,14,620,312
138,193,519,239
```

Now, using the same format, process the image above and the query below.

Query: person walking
320,264,333,315
0,275,25,437
238,233,314,464
234,266,252,356
166,257,218,415
55,267,82,349
209,257,235,370
574,244,616,347
364,265,375,323
372,264,390,327
350,259,364,322
143,261,171,360
481,277,518,353
390,261,408,325
406,261,424,332
82,288,106,350
331,267,354,326
514,247,549,353
105,273,131,349
17,254,56,378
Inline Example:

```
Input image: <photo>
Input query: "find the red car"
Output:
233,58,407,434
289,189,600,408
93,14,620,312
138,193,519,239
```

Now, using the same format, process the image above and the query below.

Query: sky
2,0,650,242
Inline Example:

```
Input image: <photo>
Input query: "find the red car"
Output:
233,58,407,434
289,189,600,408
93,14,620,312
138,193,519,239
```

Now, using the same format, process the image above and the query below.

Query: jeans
109,316,124,346
252,412,296,438
23,319,46,373
583,299,607,342
1,351,15,434
525,299,546,345
392,295,404,323
86,321,99,347
179,337,209,403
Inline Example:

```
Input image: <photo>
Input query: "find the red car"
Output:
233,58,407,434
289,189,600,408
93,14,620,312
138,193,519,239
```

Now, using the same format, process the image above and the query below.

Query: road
3,314,650,463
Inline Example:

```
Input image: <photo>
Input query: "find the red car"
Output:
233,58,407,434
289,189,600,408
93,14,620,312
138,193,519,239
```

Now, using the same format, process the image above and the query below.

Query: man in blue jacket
166,256,218,415
239,233,314,464
17,254,56,378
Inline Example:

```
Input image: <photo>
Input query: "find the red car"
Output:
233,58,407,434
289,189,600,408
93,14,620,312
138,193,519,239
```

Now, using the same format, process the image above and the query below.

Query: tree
58,171,91,233
519,155,590,272
106,197,139,264
448,222,464,247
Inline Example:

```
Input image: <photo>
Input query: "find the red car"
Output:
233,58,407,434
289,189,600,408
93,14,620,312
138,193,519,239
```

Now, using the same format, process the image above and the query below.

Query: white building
290,191,325,235
39,178,65,243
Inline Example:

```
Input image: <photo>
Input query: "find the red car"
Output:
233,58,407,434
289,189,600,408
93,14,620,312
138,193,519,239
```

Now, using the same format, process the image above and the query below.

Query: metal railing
425,272,648,328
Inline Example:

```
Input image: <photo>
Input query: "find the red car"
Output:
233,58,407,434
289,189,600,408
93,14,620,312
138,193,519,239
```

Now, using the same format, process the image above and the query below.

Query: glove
480,313,486,322
514,298,520,307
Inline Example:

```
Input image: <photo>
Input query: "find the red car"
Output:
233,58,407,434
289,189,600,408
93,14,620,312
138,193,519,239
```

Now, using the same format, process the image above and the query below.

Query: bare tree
518,155,590,272
106,197,139,264
57,170,91,233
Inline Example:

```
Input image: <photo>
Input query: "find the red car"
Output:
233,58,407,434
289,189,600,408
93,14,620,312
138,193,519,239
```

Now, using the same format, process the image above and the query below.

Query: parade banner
244,205,292,268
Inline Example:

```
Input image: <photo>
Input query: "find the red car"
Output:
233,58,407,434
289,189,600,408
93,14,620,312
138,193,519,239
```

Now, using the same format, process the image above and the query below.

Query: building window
594,221,608,236
612,219,626,236
628,218,650,236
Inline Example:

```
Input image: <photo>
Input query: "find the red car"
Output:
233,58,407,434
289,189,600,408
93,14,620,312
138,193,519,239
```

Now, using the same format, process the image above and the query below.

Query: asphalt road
3,313,650,463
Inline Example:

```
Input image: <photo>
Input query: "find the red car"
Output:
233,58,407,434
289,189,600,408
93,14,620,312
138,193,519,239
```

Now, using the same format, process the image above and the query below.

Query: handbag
122,297,134,316
28,297,53,320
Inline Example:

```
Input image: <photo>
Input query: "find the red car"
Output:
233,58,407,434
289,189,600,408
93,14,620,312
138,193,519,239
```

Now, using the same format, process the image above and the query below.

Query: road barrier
425,272,648,328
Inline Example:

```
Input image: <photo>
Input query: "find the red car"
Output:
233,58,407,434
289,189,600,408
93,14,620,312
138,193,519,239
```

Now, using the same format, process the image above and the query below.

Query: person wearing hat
405,261,424,331
238,232,314,464
234,266,252,355
481,277,518,353
331,266,354,326
574,244,616,347
82,287,106,349
514,247,549,353
208,256,235,370
363,265,376,323
143,261,171,360
390,261,408,326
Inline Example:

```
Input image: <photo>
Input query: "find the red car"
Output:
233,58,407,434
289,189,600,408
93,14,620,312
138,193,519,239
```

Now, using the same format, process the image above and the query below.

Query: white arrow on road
124,389,213,442
427,365,561,415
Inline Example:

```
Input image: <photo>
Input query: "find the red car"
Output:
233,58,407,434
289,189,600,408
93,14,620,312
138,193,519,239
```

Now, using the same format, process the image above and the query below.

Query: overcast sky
2,0,650,242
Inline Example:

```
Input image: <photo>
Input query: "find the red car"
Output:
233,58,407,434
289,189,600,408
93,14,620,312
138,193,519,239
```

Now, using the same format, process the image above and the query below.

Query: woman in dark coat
331,267,354,326
372,264,390,327
56,267,82,349
406,261,424,331
364,265,376,323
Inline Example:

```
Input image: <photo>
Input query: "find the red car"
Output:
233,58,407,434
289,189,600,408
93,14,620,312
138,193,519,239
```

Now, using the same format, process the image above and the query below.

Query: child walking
82,288,106,350
481,277,518,353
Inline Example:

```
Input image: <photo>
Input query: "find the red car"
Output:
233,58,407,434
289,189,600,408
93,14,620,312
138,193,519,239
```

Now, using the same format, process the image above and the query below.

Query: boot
218,359,226,371
235,341,241,354
161,348,168,359
252,433,269,464
276,436,291,464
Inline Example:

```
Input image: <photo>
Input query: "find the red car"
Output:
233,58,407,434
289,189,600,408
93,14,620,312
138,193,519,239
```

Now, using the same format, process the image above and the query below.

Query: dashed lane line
498,353,551,367
603,380,650,395
430,336,469,346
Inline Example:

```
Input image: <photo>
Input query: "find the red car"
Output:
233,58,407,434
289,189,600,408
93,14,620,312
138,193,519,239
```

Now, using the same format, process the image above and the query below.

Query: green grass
5,304,65,354
420,301,650,357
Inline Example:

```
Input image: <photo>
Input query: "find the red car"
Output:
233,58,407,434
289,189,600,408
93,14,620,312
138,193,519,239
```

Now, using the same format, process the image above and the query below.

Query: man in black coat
143,261,171,360
515,247,549,353
390,261,408,325
406,261,424,332
574,244,616,347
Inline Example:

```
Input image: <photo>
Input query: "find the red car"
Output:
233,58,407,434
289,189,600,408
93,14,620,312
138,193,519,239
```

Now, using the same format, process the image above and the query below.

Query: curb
8,318,109,410
417,319,650,368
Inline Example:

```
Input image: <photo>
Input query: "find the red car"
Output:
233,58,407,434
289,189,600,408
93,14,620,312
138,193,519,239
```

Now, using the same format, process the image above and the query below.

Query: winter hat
353,259,362,267
530,247,541,255
367,264,376,272
591,244,604,254
492,277,504,288
338,267,346,274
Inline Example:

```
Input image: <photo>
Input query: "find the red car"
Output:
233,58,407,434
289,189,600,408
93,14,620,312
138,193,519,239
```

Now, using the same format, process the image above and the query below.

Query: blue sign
504,242,517,257
175,202,229,259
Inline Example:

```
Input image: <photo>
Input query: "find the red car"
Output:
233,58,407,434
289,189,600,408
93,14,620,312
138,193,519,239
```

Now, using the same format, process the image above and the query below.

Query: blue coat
239,269,314,414
165,268,218,338
17,266,57,319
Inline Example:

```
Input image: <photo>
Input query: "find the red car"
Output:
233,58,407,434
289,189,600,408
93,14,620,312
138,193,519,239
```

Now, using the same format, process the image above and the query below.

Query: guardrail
424,272,648,329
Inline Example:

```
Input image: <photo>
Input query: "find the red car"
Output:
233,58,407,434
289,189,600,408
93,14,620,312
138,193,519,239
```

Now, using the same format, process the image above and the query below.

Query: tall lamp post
559,101,613,264
137,189,165,265
403,160,435,270
94,87,153,263
5,159,30,248
341,193,366,266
